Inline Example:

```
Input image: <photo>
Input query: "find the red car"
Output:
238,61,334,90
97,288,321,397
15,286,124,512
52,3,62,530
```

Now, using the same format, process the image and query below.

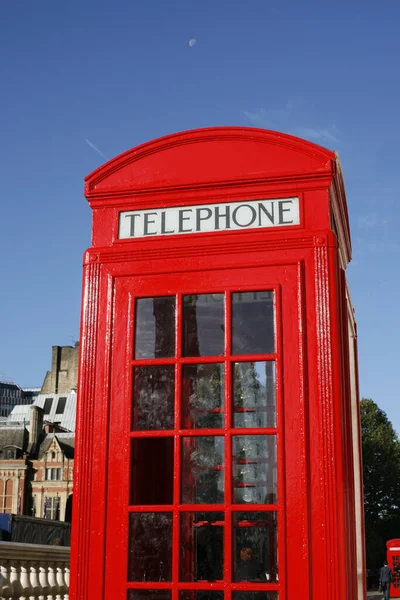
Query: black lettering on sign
278,200,294,225
258,203,275,225
143,212,158,236
178,209,193,233
232,204,257,228
161,211,175,235
215,205,231,230
119,198,299,239
126,213,141,237
196,207,212,231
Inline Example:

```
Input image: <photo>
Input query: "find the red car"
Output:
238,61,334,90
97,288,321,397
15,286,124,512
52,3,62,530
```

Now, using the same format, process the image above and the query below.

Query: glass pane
182,364,224,429
233,362,276,428
135,297,175,359
183,294,224,357
233,594,278,600
128,513,172,581
132,366,174,430
232,436,277,504
182,437,224,504
128,593,171,600
393,555,400,589
131,438,173,505
232,292,274,355
233,512,278,583
180,512,224,581
180,593,224,600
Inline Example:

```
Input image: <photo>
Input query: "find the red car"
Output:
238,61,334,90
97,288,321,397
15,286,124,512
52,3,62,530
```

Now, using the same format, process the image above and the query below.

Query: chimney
29,405,44,449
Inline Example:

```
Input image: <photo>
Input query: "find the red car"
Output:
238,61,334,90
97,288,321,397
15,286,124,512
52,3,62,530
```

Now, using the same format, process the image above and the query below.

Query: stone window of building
44,496,60,520
0,479,14,513
4,448,17,460
46,467,62,481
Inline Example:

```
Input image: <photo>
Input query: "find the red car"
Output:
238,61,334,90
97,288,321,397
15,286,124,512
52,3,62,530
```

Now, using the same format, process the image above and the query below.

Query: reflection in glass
183,294,224,357
130,438,173,505
233,512,278,583
232,436,277,504
182,364,224,429
132,366,174,430
233,362,276,428
180,512,224,581
233,594,278,600
232,292,274,355
128,513,172,581
182,437,224,504
128,592,171,600
135,297,176,359
180,592,224,600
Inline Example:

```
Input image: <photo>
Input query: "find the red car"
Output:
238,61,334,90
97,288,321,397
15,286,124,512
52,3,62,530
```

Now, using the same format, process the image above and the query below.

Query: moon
189,39,196,47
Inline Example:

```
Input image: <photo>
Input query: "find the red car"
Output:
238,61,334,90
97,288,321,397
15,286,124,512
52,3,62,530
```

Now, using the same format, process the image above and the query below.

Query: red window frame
105,264,304,600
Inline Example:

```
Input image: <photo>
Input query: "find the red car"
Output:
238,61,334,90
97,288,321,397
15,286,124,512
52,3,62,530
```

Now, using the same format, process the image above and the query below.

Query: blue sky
1,0,399,434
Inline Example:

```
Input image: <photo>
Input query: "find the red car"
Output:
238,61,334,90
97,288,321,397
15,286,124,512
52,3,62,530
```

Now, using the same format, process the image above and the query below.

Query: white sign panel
119,197,300,239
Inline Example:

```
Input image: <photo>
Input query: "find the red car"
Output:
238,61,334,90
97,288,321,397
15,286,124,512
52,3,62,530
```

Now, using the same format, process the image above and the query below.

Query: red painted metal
387,539,400,597
70,127,365,600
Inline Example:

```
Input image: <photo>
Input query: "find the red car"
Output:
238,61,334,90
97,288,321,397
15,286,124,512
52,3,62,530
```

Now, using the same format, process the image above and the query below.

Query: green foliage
361,398,400,523
361,398,400,575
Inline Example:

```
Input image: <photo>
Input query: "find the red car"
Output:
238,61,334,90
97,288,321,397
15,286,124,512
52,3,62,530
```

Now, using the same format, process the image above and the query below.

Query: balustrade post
19,561,34,599
54,565,61,600
55,563,67,600
10,563,23,599
0,559,13,599
29,562,41,600
63,566,69,600
38,565,49,600
47,563,59,600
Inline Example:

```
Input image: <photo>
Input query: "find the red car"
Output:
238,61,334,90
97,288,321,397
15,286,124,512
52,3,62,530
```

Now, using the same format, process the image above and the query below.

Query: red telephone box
387,539,400,596
70,127,366,600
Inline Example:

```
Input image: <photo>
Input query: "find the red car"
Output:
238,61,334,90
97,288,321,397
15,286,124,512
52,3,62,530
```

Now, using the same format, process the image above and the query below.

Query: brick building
0,403,75,521
31,431,74,521
0,426,28,513
0,343,78,521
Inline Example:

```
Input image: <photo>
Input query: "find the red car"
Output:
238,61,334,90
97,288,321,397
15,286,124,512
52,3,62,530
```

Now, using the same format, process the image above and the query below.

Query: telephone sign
119,197,300,239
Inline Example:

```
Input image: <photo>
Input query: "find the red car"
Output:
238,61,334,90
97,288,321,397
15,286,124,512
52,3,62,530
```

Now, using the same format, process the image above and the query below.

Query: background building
0,382,40,419
0,382,24,418
0,343,78,521
0,425,28,513
31,431,74,521
41,342,79,394
22,387,41,404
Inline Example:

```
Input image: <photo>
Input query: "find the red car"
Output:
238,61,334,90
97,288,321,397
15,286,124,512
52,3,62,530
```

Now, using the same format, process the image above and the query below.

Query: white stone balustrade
0,542,70,599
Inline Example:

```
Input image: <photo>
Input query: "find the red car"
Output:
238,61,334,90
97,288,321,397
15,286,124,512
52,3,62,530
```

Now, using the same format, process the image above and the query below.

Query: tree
360,398,400,576
361,398,400,523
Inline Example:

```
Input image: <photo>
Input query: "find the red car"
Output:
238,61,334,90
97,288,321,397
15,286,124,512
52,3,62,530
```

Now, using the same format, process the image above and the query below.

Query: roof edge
84,126,336,194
